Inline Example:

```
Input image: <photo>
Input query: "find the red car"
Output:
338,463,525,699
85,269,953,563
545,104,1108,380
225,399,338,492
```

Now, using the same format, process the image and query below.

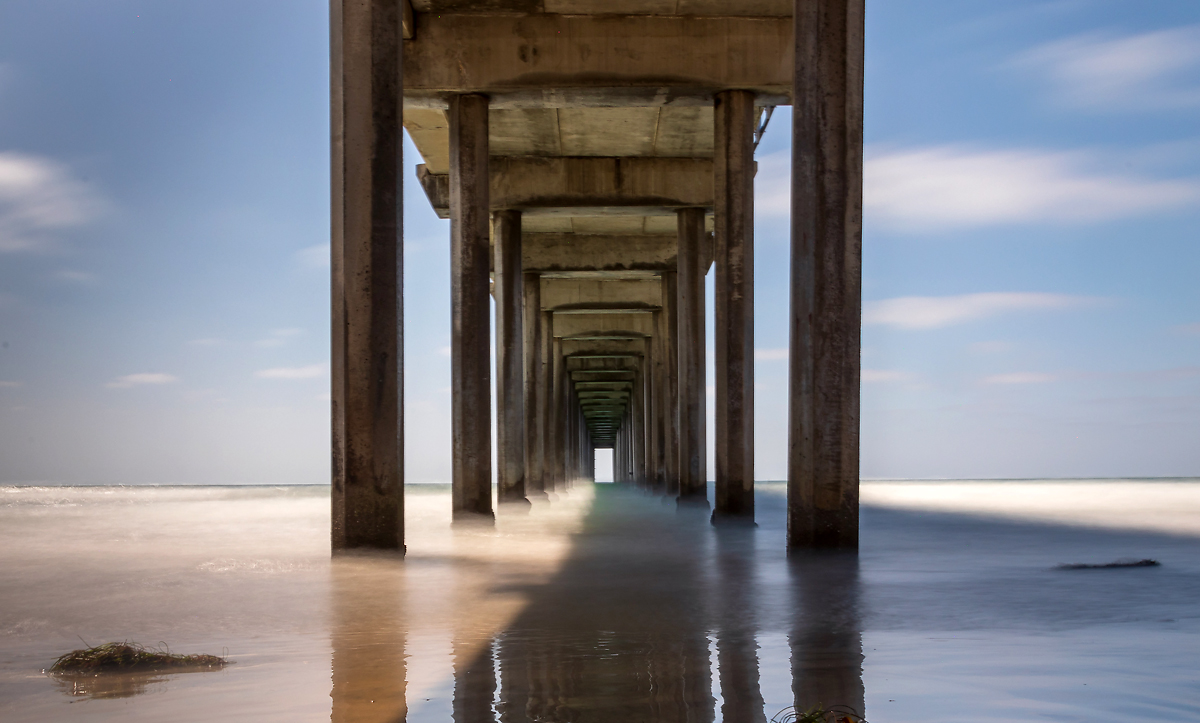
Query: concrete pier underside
331,0,864,550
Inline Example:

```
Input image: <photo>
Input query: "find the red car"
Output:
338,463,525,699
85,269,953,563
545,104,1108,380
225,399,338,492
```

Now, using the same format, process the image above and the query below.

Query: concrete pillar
523,272,545,498
788,0,865,548
652,311,667,491
541,310,555,491
493,210,527,505
714,90,757,522
330,0,404,551
450,93,493,520
551,336,565,490
662,271,680,496
676,208,708,504
632,363,646,486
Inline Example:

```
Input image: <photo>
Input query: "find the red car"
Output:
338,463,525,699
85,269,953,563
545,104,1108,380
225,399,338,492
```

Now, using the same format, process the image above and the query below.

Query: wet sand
1,481,1198,721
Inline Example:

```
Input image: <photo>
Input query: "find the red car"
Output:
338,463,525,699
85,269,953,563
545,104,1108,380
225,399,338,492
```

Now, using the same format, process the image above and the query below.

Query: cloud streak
255,364,327,380
756,146,1200,230
0,152,104,252
864,292,1098,330
1013,26,1200,110
984,372,1056,385
107,373,179,389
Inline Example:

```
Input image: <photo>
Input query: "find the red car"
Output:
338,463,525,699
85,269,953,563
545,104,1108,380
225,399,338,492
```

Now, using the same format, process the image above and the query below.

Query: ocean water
1,480,1198,722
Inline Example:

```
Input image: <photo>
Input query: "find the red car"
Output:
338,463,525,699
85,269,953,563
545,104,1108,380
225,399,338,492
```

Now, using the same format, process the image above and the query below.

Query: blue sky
0,0,1198,485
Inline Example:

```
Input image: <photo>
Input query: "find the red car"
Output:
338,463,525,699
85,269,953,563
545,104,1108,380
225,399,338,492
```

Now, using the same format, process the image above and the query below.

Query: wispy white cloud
188,338,224,347
864,292,1098,330
106,373,179,389
756,145,1200,230
754,348,788,361
437,345,452,357
1174,323,1200,336
0,152,105,252
255,328,304,348
1013,26,1200,110
297,244,329,268
984,372,1056,385
0,380,21,388
863,146,1200,230
862,369,910,383
255,363,327,380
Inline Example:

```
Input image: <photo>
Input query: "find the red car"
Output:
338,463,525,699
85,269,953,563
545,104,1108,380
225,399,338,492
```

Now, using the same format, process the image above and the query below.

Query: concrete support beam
550,336,565,490
525,234,678,273
652,309,668,491
676,208,708,504
541,277,663,312
540,310,556,491
523,272,545,498
403,14,793,102
662,270,680,496
450,93,493,520
788,0,865,548
713,89,756,522
494,210,527,505
330,0,404,551
416,158,714,216
552,312,655,340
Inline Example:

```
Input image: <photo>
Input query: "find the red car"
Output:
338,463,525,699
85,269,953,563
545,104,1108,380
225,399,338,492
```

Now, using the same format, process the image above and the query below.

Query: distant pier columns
330,0,404,551
676,207,708,504
450,93,494,521
713,89,757,523
494,210,528,505
787,0,865,548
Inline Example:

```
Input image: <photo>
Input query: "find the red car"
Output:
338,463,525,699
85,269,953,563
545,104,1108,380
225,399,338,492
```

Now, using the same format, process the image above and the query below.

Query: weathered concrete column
677,208,708,504
523,272,545,498
652,315,668,491
330,0,404,551
493,210,527,505
714,90,757,522
662,271,681,496
788,0,865,548
631,362,646,486
541,311,556,491
450,93,493,520
550,336,565,490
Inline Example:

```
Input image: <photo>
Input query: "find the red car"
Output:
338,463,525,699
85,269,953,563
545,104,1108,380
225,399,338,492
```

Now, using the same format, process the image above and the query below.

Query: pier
329,0,864,551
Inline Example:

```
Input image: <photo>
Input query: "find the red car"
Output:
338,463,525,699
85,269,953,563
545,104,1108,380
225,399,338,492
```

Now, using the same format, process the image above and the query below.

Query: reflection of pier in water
331,486,863,722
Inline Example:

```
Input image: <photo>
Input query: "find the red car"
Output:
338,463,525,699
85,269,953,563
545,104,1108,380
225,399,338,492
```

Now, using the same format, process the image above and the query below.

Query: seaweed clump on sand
49,642,228,674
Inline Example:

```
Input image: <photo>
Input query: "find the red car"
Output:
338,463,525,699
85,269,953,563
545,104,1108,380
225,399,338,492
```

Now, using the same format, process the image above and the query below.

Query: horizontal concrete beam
417,158,713,216
410,1,791,19
542,277,662,311
571,371,636,382
574,381,632,391
567,356,640,373
404,13,792,102
554,312,655,340
525,234,677,273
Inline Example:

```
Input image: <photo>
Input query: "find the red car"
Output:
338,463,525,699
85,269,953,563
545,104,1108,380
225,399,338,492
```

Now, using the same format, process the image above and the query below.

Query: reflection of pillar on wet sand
788,554,865,718
714,529,766,723
453,638,497,723
330,558,408,723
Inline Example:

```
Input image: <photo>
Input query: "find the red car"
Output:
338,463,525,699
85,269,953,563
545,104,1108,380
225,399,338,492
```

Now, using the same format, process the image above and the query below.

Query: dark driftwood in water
1056,559,1161,570
49,642,227,673
771,704,866,723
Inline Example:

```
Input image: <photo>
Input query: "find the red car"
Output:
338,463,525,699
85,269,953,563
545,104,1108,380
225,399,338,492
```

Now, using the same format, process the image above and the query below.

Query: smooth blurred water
1,480,1198,722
